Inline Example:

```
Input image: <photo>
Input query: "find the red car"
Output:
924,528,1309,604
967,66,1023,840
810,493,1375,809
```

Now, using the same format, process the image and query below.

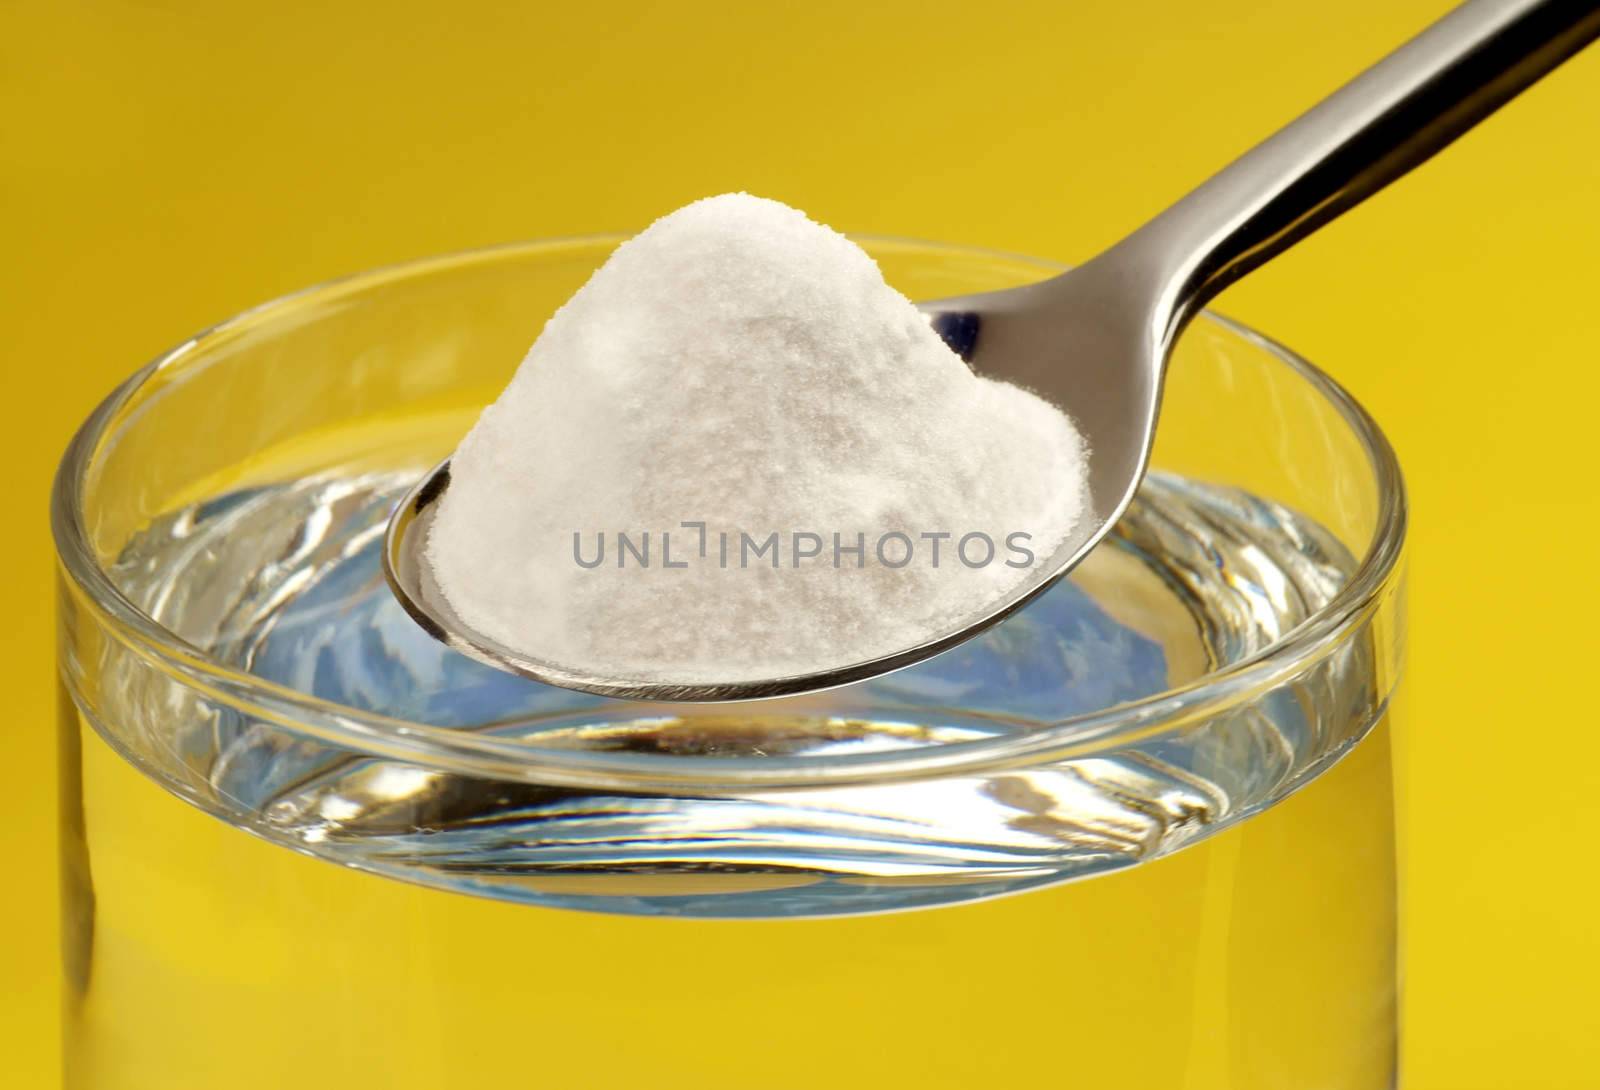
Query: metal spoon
387,0,1599,702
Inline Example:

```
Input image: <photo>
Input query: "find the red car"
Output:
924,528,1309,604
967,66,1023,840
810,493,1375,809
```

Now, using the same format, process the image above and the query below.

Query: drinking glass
54,238,1406,1089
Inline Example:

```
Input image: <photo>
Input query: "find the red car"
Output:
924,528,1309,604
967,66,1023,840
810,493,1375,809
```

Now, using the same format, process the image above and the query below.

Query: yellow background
3,1,1596,1086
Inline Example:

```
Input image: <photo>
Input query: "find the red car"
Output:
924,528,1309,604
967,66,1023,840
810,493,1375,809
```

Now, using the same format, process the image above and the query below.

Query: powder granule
426,193,1089,684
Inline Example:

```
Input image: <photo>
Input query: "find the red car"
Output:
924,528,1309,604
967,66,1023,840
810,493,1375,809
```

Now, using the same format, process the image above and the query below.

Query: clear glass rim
52,235,1408,792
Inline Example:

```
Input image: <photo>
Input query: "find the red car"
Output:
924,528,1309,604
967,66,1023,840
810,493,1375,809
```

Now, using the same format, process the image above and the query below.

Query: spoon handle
1115,0,1600,337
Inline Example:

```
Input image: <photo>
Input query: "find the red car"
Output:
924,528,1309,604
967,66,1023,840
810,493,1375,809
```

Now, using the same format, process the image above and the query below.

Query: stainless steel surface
386,0,1599,702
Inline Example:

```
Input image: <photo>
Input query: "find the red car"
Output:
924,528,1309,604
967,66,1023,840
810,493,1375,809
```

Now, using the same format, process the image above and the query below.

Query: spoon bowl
383,260,1151,701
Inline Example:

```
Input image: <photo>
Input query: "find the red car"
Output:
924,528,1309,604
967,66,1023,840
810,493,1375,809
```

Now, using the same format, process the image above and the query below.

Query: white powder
426,193,1089,684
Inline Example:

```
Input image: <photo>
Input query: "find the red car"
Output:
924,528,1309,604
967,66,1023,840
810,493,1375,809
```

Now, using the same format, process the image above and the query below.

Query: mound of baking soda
426,193,1088,685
